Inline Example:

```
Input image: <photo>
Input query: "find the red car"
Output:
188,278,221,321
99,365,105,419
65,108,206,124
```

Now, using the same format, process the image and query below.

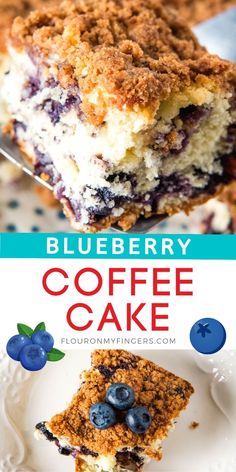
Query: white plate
1,350,236,472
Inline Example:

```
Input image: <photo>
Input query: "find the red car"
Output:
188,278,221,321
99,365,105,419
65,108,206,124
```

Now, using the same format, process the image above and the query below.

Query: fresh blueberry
126,407,152,434
89,402,116,430
106,383,135,411
190,317,226,354
31,331,54,353
6,335,31,361
19,344,47,371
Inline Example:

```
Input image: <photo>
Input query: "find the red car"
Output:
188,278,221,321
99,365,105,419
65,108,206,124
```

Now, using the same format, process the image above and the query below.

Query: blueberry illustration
126,406,152,434
89,402,116,430
106,383,135,411
19,344,47,371
6,335,31,361
31,331,54,353
190,317,226,354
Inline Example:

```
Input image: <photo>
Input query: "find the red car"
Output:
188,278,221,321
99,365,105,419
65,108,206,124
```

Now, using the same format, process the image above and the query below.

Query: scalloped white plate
1,350,236,472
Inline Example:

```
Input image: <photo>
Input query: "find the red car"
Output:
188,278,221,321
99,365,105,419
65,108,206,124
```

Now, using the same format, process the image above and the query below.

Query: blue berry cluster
89,383,152,434
6,322,65,371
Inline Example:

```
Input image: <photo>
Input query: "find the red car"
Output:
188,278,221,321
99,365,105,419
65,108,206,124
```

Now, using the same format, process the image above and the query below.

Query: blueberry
36,422,55,441
106,383,135,411
58,446,71,455
6,335,31,361
126,407,152,434
19,344,47,371
31,331,54,353
89,402,116,430
190,317,226,354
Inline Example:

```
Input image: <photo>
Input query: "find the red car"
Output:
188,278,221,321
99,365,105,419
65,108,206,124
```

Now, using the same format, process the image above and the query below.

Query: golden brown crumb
9,0,235,124
2,0,235,55
189,421,199,429
0,0,57,53
48,350,194,458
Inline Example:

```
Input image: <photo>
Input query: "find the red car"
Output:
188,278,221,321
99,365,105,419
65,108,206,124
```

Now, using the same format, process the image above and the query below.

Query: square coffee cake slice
35,349,194,471
3,0,236,232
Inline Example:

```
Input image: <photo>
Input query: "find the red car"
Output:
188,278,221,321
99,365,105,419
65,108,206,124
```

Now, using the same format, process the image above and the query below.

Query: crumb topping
48,350,194,457
9,0,235,122
189,420,199,429
0,0,56,53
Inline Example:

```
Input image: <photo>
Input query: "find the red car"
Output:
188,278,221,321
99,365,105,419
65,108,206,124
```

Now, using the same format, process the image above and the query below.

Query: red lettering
152,303,169,330
176,268,193,296
153,268,170,296
74,268,102,296
98,303,122,331
42,268,68,296
109,268,125,295
127,303,146,331
67,303,93,331
131,268,148,296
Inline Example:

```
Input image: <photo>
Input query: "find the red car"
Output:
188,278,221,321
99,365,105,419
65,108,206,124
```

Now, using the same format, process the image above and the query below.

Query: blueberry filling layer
39,93,83,125
151,104,211,156
21,74,207,136
97,361,137,379
36,422,147,470
22,75,84,124
12,110,236,226
30,144,236,224
10,74,235,228
115,448,145,471
35,422,98,458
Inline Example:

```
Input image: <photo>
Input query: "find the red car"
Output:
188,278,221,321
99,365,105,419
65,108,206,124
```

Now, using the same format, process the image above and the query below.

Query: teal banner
0,233,236,259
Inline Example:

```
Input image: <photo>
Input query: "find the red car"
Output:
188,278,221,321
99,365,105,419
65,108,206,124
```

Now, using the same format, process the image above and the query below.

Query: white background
0,258,235,350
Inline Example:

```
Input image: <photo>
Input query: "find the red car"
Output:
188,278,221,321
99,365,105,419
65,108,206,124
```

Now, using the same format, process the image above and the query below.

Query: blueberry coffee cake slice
35,349,194,471
3,0,236,232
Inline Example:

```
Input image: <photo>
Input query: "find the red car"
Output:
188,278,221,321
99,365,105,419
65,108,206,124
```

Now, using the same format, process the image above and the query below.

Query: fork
1,7,236,232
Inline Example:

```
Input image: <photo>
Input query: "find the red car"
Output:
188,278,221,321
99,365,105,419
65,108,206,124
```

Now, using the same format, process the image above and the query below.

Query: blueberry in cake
35,349,194,471
201,116,236,234
3,0,236,232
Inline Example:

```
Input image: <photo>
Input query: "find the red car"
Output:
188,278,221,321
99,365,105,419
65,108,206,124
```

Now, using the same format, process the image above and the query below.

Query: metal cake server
0,7,236,233
0,131,53,191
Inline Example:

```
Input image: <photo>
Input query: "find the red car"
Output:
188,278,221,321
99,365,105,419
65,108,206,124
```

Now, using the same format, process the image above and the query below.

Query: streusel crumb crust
9,0,235,124
0,0,57,53
48,350,194,457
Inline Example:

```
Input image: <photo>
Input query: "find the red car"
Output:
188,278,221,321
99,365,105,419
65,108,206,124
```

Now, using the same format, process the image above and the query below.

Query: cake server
0,130,53,191
0,7,236,232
